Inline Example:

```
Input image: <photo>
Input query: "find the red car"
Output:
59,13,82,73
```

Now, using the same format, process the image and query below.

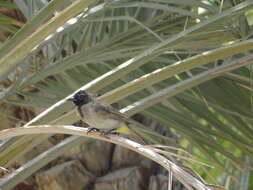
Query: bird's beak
67,97,74,102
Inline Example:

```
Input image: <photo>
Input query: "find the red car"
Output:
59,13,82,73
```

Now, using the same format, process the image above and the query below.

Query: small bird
68,90,145,142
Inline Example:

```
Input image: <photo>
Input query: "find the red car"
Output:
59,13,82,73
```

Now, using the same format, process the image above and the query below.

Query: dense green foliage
0,0,253,189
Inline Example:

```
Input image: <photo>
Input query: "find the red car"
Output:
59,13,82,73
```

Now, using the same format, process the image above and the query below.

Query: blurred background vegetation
0,0,253,189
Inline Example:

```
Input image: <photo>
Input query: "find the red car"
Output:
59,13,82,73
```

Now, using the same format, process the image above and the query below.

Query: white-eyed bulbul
68,90,145,143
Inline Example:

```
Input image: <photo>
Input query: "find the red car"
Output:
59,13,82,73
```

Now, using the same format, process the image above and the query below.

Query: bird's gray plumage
68,90,145,144
69,90,131,129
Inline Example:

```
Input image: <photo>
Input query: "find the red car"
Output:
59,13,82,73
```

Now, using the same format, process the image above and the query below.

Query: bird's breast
80,104,121,129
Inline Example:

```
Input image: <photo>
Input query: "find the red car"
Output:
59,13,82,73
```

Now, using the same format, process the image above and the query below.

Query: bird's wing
94,102,131,124
94,101,146,144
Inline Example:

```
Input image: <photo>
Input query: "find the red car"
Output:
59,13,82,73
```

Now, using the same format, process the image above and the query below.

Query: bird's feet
87,128,120,136
87,127,100,134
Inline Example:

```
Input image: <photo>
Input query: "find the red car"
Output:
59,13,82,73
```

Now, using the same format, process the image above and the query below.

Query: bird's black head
68,90,91,107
